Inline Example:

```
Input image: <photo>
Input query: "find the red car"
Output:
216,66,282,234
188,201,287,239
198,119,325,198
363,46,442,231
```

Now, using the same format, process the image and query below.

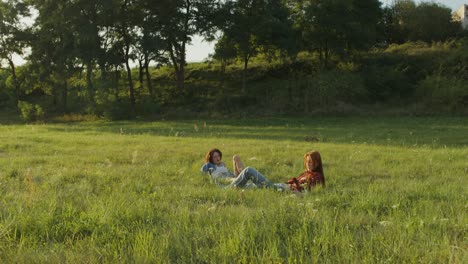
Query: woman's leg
233,155,245,177
229,167,273,188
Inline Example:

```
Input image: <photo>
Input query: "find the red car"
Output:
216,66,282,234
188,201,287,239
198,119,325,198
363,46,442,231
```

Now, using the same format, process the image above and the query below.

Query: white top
211,166,232,178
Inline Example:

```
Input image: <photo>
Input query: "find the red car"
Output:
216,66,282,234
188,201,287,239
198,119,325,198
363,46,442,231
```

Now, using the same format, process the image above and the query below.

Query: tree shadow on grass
40,117,468,148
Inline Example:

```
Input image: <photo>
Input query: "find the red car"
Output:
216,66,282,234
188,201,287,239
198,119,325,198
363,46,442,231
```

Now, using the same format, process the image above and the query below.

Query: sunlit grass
0,117,467,263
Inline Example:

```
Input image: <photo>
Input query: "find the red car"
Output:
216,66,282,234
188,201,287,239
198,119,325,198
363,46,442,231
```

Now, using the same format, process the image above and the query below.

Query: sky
11,0,468,64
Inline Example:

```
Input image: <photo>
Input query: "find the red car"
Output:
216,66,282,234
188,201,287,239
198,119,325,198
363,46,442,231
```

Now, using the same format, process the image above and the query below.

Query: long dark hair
204,148,222,163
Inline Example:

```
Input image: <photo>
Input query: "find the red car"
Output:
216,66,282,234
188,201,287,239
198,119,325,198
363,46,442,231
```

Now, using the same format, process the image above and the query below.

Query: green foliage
0,70,13,106
260,69,367,114
310,70,367,105
134,98,161,117
362,65,413,102
17,100,44,122
382,0,461,43
408,2,460,42
0,0,30,59
101,102,135,121
298,0,382,65
416,75,468,112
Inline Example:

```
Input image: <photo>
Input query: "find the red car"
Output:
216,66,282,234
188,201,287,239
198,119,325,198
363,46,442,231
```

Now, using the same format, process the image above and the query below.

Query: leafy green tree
68,0,104,105
380,0,416,44
298,0,381,67
136,0,170,99
346,0,382,51
213,35,237,72
217,0,294,90
0,0,30,103
156,0,218,90
29,0,81,113
103,0,141,106
213,34,237,90
256,0,296,60
383,0,460,43
407,2,460,42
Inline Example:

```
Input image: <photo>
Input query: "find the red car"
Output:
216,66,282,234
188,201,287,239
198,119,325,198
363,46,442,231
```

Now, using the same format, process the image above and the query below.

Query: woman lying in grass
287,150,325,192
201,148,286,191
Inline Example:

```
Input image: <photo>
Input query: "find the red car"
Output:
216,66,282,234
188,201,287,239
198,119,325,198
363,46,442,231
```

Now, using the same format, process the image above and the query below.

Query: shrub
17,101,45,122
362,65,414,102
415,75,468,112
311,70,367,104
135,98,161,117
290,70,367,110
101,102,135,121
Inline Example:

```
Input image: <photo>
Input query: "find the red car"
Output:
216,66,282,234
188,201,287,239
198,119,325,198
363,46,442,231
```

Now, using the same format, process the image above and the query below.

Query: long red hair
304,150,324,175
286,150,325,191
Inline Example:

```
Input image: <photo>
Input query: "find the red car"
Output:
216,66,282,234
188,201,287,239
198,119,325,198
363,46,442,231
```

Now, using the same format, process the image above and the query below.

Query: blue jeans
227,167,274,188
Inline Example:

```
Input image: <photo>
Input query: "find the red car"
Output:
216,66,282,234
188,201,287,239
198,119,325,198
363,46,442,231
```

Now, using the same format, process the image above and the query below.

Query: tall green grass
0,117,467,263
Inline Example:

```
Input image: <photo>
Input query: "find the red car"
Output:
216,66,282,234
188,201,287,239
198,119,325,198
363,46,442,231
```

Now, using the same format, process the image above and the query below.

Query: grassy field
0,117,467,263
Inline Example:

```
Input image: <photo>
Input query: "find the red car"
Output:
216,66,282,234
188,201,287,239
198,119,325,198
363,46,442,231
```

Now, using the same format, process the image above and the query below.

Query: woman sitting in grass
201,148,286,191
287,150,325,192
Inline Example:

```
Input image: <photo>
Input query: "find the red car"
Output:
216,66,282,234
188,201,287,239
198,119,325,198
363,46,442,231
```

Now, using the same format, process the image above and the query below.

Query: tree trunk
318,47,323,66
288,78,293,104
125,59,135,106
324,40,329,68
138,58,144,90
62,79,68,113
144,56,154,98
168,45,185,90
304,77,310,113
86,61,95,105
52,84,58,108
177,0,190,90
7,58,19,103
124,42,135,106
99,57,108,80
114,66,120,101
123,27,135,106
176,68,184,90
220,60,226,89
242,55,249,92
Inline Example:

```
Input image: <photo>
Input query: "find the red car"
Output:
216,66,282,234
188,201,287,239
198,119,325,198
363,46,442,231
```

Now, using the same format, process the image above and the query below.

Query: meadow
0,117,466,263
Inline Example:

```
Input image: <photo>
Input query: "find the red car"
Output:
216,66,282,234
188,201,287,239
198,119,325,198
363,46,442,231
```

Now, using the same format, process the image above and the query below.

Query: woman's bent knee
244,166,256,173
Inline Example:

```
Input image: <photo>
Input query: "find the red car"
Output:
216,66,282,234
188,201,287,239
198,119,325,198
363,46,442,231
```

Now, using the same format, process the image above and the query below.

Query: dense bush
17,101,45,122
101,102,135,121
362,65,414,102
416,75,468,112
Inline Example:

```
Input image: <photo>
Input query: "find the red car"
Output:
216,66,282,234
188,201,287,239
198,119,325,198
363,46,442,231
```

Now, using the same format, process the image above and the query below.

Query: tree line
0,0,464,119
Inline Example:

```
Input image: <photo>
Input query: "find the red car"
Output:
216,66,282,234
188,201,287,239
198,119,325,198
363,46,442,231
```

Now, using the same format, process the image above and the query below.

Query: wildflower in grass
379,221,392,226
